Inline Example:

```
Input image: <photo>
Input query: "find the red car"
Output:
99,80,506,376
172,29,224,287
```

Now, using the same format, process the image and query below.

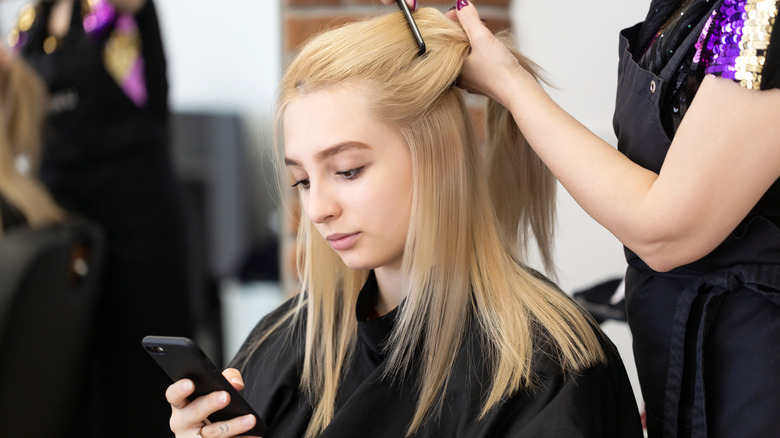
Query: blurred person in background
8,0,193,436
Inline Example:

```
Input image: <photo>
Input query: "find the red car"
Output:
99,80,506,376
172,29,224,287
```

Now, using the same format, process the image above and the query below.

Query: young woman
165,8,642,438
446,0,780,437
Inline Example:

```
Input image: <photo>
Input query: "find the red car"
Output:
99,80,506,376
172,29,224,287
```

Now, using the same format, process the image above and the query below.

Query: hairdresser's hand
167,368,260,438
447,0,534,109
380,0,416,10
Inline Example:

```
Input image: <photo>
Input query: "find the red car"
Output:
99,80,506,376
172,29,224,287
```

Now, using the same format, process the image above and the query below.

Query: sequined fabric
636,0,778,136
83,0,147,106
637,0,714,137
697,0,779,89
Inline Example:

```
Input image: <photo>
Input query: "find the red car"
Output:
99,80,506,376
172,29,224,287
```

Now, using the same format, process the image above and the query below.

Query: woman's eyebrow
284,141,369,167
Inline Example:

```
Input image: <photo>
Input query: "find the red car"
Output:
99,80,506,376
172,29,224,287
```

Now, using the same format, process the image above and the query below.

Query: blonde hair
247,8,605,437
0,52,64,234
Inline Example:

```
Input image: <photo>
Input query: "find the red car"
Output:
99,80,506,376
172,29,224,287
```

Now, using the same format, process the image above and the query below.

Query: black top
636,0,780,139
19,0,169,167
230,274,643,438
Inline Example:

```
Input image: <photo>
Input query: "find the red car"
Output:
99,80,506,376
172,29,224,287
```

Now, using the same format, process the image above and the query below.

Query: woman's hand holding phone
166,368,261,438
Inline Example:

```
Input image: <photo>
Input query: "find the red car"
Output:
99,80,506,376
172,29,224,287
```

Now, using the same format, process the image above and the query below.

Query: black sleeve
134,0,169,118
762,14,780,90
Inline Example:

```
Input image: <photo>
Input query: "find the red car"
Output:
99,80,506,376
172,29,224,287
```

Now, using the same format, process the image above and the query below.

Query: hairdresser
10,0,193,436
423,0,780,436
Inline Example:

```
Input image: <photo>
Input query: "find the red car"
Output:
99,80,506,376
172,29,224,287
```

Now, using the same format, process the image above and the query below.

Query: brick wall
280,0,513,292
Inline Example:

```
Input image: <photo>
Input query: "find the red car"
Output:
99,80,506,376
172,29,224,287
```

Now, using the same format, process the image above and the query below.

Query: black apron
613,3,780,437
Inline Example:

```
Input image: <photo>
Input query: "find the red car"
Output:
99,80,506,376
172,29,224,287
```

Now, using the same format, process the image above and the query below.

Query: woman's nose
306,184,340,224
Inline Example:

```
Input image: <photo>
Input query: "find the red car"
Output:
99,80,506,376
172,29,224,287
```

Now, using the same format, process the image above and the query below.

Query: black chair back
0,222,105,437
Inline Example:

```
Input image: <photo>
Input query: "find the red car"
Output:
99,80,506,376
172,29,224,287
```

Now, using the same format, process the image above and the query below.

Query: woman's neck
373,267,405,316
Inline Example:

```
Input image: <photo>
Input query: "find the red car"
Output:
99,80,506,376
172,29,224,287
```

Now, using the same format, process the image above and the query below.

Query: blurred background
1,0,648,411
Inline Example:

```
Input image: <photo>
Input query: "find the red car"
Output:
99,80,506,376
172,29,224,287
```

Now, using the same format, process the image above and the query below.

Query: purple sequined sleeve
696,0,779,89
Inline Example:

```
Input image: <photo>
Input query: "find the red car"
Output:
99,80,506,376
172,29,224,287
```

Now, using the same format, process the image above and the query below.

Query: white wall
512,0,649,293
155,0,280,120
511,1,650,411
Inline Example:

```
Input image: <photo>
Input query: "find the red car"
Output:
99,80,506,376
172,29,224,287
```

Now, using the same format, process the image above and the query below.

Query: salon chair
0,222,105,437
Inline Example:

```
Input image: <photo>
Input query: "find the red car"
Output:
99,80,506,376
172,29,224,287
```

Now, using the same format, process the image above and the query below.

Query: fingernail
456,0,468,10
230,377,242,384
181,380,193,391
241,415,255,426
411,0,417,11
448,6,456,11
218,391,228,404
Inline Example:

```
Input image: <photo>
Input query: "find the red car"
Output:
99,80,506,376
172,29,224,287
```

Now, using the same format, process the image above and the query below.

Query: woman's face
283,86,414,273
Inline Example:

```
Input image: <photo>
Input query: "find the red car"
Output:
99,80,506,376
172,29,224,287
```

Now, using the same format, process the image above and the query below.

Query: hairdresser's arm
166,368,260,438
452,3,780,272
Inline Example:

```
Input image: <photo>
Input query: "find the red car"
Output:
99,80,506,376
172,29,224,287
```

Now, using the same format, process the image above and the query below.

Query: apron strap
662,265,775,438
663,276,704,438
690,281,728,438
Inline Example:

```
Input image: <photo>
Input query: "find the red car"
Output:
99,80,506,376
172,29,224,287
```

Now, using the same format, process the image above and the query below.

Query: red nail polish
456,0,469,10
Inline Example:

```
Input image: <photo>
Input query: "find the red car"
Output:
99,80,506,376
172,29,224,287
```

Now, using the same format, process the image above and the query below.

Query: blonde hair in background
242,8,606,437
0,51,64,234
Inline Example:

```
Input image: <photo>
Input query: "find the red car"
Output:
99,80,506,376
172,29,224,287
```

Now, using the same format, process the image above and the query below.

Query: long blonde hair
0,52,64,234
251,8,604,437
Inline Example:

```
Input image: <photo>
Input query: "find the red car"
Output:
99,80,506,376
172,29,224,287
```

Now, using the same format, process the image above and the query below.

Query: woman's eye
291,179,310,190
336,167,364,180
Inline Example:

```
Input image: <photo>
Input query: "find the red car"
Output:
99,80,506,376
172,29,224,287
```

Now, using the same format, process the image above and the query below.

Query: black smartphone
142,335,268,436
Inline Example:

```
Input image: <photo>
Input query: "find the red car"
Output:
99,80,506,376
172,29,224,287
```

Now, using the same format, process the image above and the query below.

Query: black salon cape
230,275,643,437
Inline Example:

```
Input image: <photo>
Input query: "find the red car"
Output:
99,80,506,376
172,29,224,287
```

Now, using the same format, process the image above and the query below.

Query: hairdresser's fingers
452,0,524,105
380,0,416,10
222,368,246,391
452,0,492,42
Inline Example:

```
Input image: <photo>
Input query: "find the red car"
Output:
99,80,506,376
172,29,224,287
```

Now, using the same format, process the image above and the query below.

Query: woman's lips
326,232,360,251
